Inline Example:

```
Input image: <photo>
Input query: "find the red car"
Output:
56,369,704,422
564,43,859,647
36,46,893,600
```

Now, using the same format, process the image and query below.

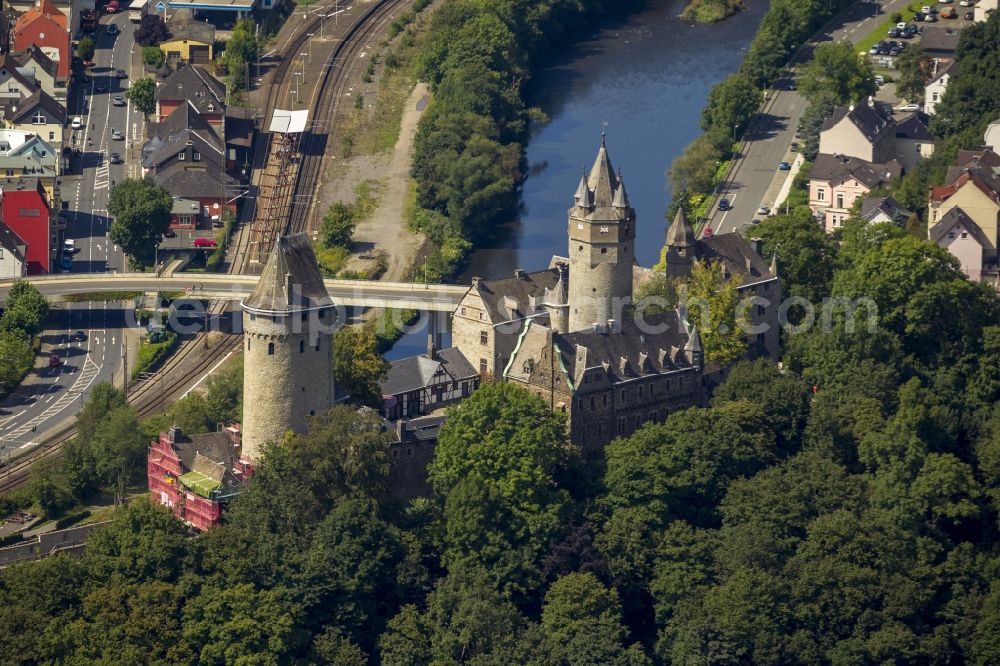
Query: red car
193,237,217,248
49,354,62,368
105,1,118,12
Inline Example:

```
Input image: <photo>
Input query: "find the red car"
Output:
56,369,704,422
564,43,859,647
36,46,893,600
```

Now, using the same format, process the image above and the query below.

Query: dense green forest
409,0,642,280
3,211,1000,663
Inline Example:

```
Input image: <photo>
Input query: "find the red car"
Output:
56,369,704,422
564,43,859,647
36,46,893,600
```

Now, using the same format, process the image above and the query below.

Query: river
388,0,768,359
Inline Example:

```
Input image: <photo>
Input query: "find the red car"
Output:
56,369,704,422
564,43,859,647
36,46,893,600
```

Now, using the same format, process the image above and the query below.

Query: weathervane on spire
601,120,608,140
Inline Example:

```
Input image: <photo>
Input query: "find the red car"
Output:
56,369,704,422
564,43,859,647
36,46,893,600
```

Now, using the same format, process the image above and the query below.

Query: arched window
267,342,274,355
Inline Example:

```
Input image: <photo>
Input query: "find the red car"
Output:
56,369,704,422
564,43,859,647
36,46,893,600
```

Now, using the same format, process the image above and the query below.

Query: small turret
573,173,592,208
665,207,697,279
542,262,569,333
612,169,629,209
684,323,703,369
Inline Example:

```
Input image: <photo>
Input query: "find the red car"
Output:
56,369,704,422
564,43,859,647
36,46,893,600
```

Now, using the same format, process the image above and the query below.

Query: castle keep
241,234,336,459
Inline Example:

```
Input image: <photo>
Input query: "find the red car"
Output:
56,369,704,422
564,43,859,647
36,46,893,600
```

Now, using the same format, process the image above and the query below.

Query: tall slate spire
587,134,619,207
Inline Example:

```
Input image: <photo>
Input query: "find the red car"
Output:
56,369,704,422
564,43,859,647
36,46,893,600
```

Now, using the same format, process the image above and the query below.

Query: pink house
929,207,997,284
809,154,902,231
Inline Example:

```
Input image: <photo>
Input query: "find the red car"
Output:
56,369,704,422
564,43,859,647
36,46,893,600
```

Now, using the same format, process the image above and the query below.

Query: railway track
0,1,411,496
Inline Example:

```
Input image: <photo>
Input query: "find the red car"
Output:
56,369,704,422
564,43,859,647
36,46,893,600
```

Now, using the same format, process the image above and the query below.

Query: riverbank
681,0,744,23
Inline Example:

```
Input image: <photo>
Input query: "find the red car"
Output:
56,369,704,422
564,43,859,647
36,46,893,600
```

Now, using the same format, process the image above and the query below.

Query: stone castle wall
241,309,334,459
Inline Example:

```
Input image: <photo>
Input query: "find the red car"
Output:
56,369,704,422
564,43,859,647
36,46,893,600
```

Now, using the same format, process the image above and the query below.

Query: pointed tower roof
242,234,334,314
573,172,592,208
684,324,702,353
666,207,695,248
612,169,630,208
543,262,568,305
587,135,619,206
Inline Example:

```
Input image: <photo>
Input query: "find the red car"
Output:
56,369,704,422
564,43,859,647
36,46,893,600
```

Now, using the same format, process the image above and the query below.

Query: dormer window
192,151,201,161
177,152,185,161
32,112,46,124
207,103,214,112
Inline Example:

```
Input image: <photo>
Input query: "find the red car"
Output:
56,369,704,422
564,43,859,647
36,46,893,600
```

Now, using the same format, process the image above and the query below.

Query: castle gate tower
241,234,336,459
567,137,636,333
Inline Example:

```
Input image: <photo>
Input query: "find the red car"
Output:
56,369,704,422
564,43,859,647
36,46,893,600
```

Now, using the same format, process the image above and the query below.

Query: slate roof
0,220,26,264
928,58,957,85
156,65,225,115
11,45,57,82
572,138,632,223
931,167,1000,205
929,207,995,249
164,19,216,45
0,54,39,93
811,153,902,188
947,149,1000,182
920,26,963,55
665,207,695,248
225,107,254,148
242,234,333,314
380,347,478,396
172,430,236,472
472,267,561,323
700,233,773,286
860,195,913,224
2,88,64,124
553,310,697,384
895,112,934,141
821,102,895,142
154,162,232,199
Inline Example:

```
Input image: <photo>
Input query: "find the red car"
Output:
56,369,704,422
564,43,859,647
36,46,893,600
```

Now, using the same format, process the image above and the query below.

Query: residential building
975,0,996,22
818,100,896,164
0,177,51,274
924,59,956,116
945,148,1000,183
2,89,64,156
928,167,1000,243
859,195,913,226
0,54,39,105
11,0,70,79
0,219,26,278
147,425,251,531
986,119,1000,153
0,131,60,199
919,26,964,57
4,0,88,37
11,45,67,103
160,21,216,65
894,112,935,171
929,207,997,283
809,153,902,231
154,65,226,124
379,343,480,421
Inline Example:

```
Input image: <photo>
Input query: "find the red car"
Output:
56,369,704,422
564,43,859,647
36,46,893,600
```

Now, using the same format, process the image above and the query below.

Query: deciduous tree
125,77,156,121
333,325,390,407
107,178,172,267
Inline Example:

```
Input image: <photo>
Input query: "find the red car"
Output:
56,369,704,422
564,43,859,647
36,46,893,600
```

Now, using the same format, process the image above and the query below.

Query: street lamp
306,35,314,64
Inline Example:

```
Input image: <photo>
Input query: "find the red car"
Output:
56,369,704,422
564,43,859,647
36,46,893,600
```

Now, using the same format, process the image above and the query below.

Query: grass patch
681,0,744,23
63,291,142,303
316,246,350,277
854,4,920,52
132,330,179,380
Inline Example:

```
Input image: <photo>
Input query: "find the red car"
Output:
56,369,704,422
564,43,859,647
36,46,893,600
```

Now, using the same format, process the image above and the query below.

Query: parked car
717,199,732,211
71,116,83,129
869,44,881,55
63,238,77,254
757,206,771,216
778,161,792,170
898,102,922,112
887,27,901,37
750,219,762,225
164,229,177,238
790,141,799,152
874,75,885,86
702,227,714,238
959,0,974,5
109,152,122,164
922,4,932,11
193,237,217,248
115,69,127,79
913,10,925,20
106,0,119,11
926,11,939,20
112,95,125,106
965,10,974,18
49,354,62,368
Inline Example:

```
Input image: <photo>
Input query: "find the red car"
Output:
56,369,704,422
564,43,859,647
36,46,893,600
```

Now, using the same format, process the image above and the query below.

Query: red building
147,424,251,531
12,0,70,80
1,178,51,274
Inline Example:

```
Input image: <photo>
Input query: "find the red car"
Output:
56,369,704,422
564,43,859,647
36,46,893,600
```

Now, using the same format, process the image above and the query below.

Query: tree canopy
107,178,173,267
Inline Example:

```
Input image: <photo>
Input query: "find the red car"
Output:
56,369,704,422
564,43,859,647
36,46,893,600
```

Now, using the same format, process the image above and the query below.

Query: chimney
592,322,606,334
168,425,182,443
284,272,293,306
750,237,764,256
514,268,525,279
607,318,618,333
395,419,405,442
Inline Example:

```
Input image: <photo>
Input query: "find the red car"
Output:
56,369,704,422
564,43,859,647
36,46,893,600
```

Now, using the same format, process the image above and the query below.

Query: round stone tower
241,234,336,459
567,136,636,333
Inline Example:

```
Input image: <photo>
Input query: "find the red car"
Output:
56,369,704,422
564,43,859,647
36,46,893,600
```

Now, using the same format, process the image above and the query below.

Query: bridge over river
0,275,468,312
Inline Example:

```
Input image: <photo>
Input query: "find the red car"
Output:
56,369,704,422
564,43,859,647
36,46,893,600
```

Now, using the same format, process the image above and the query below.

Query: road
706,0,915,236
61,11,136,274
0,303,126,458
0,274,468,311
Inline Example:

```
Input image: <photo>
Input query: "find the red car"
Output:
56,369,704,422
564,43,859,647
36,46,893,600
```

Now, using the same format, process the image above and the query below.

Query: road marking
0,410,26,427
1,357,101,441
